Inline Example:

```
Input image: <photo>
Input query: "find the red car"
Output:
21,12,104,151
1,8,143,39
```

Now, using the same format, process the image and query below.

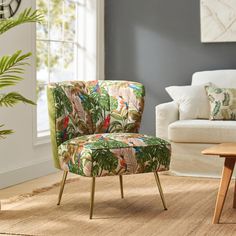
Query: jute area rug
0,174,236,236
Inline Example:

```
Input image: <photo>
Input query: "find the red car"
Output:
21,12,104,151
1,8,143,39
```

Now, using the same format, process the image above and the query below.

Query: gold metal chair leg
90,177,96,219
57,171,68,205
119,175,124,199
154,171,167,210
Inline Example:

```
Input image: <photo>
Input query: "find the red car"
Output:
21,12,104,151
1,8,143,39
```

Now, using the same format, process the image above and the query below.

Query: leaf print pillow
205,86,236,120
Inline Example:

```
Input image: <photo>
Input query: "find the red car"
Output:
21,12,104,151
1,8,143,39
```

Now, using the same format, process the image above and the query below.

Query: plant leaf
0,125,13,139
0,51,31,90
0,8,44,35
0,92,36,107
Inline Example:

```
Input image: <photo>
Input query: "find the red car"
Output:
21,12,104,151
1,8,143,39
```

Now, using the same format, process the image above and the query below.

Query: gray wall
105,0,236,135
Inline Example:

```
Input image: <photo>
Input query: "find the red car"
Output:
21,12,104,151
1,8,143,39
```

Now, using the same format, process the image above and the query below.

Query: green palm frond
0,50,31,90
0,8,43,139
0,8,44,35
0,92,36,107
0,125,13,139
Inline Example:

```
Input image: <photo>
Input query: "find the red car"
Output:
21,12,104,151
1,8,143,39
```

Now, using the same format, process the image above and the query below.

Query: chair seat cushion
58,133,171,177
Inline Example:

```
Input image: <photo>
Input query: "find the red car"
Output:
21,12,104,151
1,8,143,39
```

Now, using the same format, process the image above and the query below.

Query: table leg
234,177,236,209
212,158,235,224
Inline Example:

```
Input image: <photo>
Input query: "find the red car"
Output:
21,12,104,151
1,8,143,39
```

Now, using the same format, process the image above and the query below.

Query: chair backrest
47,80,145,168
192,70,236,87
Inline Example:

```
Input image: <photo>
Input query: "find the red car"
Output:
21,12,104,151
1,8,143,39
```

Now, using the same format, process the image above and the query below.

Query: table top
202,143,236,157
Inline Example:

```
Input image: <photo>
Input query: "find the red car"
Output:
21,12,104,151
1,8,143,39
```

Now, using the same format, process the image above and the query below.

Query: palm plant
0,8,43,138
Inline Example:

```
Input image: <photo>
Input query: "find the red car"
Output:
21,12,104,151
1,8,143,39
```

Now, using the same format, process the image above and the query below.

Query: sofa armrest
155,101,179,140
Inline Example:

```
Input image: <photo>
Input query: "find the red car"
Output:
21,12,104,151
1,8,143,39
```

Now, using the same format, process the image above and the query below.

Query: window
36,0,104,137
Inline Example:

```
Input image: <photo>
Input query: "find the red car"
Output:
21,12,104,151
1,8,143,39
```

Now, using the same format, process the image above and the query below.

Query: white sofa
156,70,236,177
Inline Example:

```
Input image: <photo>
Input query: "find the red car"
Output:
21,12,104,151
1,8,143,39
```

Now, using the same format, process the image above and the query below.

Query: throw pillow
205,86,236,120
165,84,210,120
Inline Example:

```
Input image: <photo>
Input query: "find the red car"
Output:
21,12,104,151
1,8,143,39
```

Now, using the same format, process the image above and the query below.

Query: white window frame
32,0,105,145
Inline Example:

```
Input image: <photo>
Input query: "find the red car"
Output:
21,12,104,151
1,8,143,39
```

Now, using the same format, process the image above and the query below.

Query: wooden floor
0,173,236,236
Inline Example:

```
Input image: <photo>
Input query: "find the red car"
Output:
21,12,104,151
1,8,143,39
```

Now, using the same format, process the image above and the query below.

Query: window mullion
75,2,79,80
38,38,83,48
48,0,51,83
62,0,65,70
63,0,65,42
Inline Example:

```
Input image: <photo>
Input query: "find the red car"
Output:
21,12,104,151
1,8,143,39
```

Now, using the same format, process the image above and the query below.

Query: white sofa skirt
170,142,236,178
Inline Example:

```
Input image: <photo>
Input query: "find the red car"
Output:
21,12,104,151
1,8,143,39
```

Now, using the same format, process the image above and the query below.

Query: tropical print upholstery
48,80,145,145
58,133,171,177
47,80,171,176
206,86,236,120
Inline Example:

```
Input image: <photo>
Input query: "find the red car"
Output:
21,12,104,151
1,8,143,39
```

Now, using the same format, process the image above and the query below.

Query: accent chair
47,80,171,219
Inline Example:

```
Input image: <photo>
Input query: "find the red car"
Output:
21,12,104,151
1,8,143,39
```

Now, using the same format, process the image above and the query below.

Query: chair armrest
155,101,179,140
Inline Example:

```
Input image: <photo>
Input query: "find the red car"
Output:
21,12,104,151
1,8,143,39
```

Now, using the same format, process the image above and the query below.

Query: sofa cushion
169,120,236,143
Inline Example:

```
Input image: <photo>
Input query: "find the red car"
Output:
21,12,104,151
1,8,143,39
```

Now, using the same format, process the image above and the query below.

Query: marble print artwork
201,0,236,42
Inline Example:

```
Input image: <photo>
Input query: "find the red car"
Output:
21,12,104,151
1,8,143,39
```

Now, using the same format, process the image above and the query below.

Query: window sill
34,131,51,146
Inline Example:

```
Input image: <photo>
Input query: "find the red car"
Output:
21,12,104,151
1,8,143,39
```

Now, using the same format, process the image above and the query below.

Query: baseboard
0,158,57,189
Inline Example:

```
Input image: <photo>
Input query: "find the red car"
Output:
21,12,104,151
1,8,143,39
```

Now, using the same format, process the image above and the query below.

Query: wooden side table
202,143,236,224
